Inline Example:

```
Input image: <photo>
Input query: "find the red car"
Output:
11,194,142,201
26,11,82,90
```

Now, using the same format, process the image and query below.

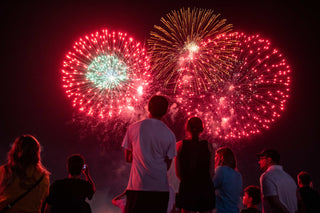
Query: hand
82,164,89,177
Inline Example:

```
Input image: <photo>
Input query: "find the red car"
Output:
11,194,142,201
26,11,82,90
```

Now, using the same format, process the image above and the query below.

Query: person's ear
266,157,272,165
248,196,253,204
220,155,225,165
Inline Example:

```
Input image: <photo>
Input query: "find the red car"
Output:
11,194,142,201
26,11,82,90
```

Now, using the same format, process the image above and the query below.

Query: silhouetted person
213,147,242,213
45,154,95,213
257,149,297,213
297,171,320,213
122,95,176,213
241,185,262,213
0,134,50,213
175,117,215,213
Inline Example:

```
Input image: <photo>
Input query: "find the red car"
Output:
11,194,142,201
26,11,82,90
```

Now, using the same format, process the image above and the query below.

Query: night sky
1,1,319,212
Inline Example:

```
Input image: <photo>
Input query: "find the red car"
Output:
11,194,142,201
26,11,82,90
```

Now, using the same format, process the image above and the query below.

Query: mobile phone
83,164,86,170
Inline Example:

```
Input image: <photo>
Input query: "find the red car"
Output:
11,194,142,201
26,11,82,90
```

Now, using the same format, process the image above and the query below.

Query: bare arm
265,196,290,213
42,204,51,213
175,156,181,181
165,157,173,171
124,149,132,163
83,165,96,200
112,190,126,206
175,141,182,180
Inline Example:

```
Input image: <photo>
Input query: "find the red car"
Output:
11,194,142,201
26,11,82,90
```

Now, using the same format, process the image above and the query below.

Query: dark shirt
240,207,262,213
46,178,94,213
299,186,320,213
176,140,215,211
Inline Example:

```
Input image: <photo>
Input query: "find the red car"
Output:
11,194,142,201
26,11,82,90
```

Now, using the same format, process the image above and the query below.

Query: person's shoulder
51,178,69,186
73,178,92,187
215,165,225,173
129,119,145,128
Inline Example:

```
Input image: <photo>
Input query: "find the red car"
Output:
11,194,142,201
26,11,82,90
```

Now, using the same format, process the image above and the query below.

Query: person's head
1,134,48,191
67,154,85,176
215,147,236,169
243,185,261,208
186,117,204,138
148,95,169,118
8,134,41,169
257,149,280,171
297,171,312,188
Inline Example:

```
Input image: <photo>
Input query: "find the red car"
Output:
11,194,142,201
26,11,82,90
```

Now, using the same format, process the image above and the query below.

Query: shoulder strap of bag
0,174,45,213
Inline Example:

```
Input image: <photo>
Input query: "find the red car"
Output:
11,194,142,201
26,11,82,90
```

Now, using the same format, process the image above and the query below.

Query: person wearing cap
257,149,298,213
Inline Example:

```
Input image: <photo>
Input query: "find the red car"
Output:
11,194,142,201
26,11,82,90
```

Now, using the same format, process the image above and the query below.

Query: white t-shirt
260,165,298,213
122,118,176,191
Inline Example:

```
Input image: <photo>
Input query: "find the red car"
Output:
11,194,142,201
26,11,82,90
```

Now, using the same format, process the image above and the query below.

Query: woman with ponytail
175,117,215,213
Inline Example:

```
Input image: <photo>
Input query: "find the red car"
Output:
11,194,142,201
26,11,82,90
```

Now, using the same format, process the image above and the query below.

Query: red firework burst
62,29,151,120
175,32,291,140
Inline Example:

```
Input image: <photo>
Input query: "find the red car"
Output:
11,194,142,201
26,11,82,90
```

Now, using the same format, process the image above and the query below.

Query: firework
148,7,235,94
175,32,291,140
62,29,151,120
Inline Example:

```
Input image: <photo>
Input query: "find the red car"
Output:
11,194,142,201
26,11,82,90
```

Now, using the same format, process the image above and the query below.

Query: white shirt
122,118,176,191
260,165,298,213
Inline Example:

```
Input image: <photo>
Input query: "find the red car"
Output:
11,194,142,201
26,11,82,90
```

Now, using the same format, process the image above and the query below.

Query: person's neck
247,203,257,209
299,183,310,188
149,114,162,120
187,135,199,141
69,174,80,179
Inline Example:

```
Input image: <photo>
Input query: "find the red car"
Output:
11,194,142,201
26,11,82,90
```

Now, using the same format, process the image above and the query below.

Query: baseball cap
256,149,280,163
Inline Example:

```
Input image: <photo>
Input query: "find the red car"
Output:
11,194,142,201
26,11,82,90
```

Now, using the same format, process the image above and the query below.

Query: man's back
260,165,297,213
123,118,176,191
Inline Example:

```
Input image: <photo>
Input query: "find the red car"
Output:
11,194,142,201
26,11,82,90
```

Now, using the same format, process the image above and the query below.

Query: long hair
0,135,48,192
216,147,237,169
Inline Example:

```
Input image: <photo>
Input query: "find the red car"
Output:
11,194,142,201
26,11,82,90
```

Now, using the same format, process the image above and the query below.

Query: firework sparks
148,7,235,94
62,29,151,120
175,32,291,140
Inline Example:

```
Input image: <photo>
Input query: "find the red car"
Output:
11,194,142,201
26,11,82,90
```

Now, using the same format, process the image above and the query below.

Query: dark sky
1,1,319,212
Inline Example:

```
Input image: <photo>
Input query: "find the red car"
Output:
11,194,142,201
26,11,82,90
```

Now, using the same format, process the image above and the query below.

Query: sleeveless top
176,139,215,211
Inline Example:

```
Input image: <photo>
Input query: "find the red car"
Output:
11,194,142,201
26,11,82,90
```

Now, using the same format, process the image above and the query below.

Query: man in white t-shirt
122,95,176,213
257,149,298,213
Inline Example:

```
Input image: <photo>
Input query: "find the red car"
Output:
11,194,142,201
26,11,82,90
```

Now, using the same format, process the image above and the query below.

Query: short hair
298,171,311,186
244,185,261,205
216,147,237,169
148,95,168,118
256,148,280,164
186,117,204,135
67,154,84,176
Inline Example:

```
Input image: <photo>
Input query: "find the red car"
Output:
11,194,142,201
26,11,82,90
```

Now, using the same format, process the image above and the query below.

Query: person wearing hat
257,149,298,213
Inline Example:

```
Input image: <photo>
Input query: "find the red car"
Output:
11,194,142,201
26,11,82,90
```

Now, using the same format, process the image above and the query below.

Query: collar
266,164,283,172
